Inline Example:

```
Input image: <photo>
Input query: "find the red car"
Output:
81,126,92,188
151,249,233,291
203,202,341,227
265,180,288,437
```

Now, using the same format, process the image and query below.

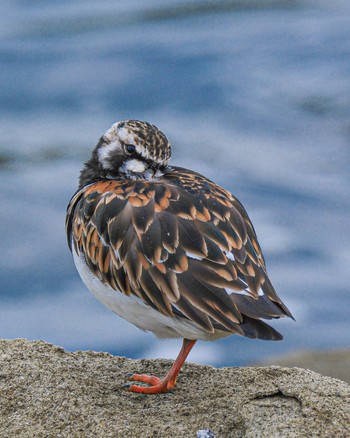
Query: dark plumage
66,119,293,394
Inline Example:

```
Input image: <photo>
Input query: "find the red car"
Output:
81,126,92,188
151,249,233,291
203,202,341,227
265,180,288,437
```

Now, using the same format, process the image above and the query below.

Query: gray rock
0,339,349,437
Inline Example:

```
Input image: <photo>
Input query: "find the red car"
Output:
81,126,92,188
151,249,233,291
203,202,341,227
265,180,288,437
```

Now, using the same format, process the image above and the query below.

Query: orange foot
124,339,196,395
127,373,174,394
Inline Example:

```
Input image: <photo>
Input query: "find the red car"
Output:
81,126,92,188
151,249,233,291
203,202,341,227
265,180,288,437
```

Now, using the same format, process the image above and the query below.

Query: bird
66,119,293,394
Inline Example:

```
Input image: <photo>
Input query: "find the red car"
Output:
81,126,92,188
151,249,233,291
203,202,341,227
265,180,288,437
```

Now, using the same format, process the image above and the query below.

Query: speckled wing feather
66,167,292,340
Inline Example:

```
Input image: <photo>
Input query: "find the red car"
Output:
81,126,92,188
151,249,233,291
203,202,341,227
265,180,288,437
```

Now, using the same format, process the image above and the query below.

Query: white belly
73,251,229,341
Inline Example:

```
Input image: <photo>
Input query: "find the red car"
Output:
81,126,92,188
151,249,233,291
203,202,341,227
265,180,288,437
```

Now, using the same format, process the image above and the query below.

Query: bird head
79,120,171,187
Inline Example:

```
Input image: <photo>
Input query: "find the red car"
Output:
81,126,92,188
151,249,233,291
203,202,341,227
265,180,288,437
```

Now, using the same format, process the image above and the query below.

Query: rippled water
1,0,349,366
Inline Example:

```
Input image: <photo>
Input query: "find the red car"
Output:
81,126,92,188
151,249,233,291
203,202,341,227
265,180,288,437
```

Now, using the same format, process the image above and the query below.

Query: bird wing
66,170,292,340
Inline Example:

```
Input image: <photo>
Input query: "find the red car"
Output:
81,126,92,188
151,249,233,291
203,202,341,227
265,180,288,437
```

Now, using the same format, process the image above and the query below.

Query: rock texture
0,339,349,437
263,349,350,384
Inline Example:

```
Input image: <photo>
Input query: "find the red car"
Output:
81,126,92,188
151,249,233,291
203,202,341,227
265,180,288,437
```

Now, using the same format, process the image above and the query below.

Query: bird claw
127,373,162,386
124,373,173,394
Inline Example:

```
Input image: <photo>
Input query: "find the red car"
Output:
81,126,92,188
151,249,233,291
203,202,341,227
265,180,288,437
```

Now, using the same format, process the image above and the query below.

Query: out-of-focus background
1,0,349,370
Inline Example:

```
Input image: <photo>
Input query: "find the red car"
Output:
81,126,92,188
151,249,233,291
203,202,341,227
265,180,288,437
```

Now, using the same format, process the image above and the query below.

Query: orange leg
127,339,196,394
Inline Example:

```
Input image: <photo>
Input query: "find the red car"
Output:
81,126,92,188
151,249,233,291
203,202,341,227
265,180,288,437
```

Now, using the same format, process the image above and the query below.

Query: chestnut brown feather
140,217,162,264
158,211,179,253
165,248,189,273
177,217,208,258
131,198,155,235
172,295,214,332
176,277,244,331
217,220,243,250
66,165,293,341
195,220,230,252
139,269,173,316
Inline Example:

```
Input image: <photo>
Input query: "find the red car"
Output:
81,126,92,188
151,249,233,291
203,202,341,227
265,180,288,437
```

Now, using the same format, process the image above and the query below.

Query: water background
1,0,349,366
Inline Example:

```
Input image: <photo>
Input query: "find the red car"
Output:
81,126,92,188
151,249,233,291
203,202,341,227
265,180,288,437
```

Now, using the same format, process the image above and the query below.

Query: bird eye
125,144,136,154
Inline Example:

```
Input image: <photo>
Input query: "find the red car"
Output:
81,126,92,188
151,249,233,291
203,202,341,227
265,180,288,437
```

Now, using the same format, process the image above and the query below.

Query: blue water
1,0,349,367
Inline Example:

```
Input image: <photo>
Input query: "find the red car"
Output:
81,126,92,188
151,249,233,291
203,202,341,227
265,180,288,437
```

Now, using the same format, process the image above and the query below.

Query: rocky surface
0,339,349,437
262,348,350,384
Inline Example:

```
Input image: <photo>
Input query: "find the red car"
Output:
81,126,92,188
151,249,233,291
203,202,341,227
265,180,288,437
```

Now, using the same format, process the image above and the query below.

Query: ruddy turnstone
66,120,293,394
